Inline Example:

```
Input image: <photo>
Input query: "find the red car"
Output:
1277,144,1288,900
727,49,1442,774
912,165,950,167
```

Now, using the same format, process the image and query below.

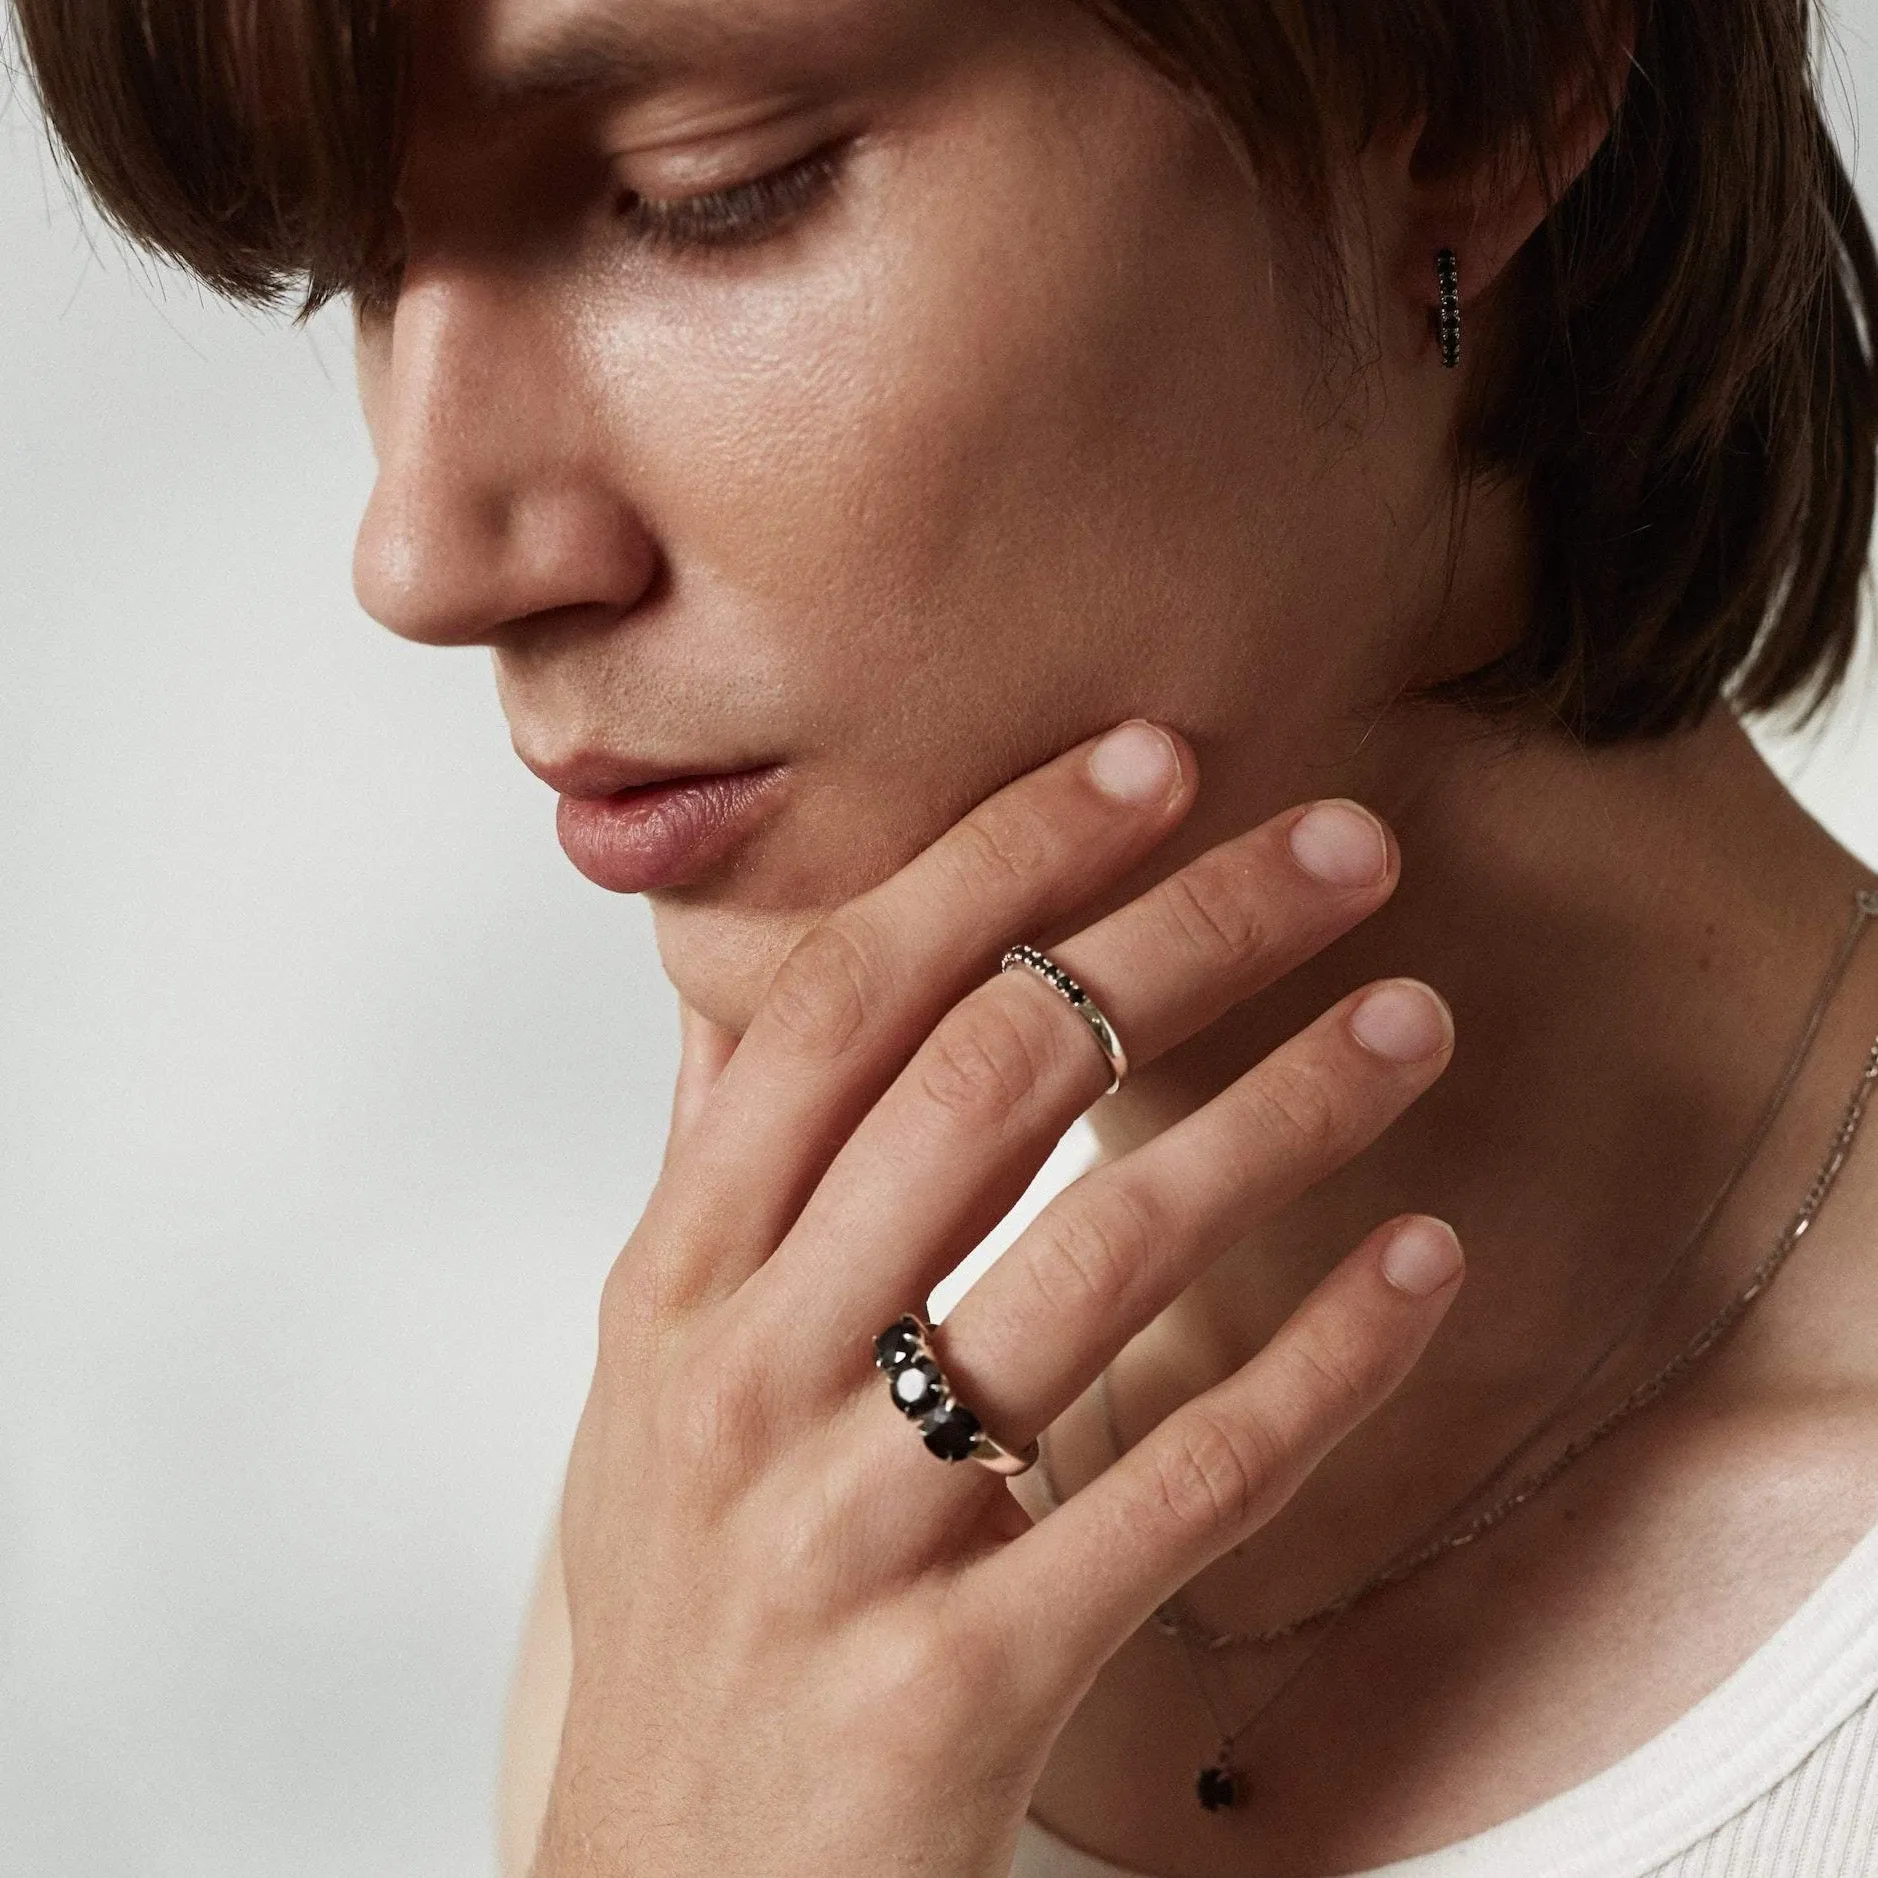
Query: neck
1079,702,1878,1620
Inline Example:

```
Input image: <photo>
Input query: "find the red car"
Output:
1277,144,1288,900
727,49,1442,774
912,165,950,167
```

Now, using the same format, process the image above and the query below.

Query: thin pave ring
1000,944,1130,1095
873,1314,1040,1476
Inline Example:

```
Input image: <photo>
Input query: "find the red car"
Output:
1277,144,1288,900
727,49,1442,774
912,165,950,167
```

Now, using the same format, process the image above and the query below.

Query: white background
5,14,1878,1877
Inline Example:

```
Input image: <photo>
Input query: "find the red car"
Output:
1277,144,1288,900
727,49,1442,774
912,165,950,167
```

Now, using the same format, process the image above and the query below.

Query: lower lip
555,767,786,893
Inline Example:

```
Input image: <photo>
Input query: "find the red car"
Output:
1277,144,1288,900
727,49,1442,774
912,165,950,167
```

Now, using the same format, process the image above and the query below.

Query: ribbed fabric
1014,1512,1878,1878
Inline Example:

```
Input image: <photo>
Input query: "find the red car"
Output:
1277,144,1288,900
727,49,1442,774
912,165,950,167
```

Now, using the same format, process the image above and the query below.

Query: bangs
15,0,1878,742
15,0,407,314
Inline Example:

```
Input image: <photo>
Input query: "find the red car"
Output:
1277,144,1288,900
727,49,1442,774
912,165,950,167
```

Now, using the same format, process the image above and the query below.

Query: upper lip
518,748,773,799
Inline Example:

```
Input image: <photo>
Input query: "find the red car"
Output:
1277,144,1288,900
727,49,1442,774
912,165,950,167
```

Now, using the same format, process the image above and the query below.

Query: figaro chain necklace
1039,888,1878,1812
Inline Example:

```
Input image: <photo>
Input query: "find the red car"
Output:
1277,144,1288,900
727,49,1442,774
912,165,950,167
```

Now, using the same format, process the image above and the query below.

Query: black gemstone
874,1318,924,1373
891,1359,945,1419
921,1402,982,1461
1196,1765,1239,1812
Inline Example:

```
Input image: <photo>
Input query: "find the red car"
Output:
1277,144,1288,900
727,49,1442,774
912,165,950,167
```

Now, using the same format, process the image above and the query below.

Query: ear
1359,0,1636,361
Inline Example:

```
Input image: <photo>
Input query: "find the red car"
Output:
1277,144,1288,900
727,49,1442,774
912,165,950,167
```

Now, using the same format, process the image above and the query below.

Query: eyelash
351,142,842,320
615,143,846,253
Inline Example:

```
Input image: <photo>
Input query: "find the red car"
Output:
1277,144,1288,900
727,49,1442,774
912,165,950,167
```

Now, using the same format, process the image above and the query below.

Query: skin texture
356,0,1483,1016
347,1,1878,1873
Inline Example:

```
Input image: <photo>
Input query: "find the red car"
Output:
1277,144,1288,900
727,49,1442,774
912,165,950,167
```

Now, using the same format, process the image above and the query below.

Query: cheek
580,50,1409,1014
575,77,1373,758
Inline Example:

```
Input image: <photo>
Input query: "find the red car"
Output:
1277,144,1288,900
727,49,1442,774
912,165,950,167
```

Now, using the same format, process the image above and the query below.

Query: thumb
665,996,739,1165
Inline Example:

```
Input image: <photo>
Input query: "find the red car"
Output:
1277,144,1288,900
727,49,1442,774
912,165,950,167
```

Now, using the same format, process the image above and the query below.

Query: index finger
653,722,1197,1303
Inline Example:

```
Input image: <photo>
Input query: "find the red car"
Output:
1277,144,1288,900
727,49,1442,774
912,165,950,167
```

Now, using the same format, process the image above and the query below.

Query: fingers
990,1213,1464,1684
646,723,1198,1302
924,978,1453,1448
758,800,1402,1343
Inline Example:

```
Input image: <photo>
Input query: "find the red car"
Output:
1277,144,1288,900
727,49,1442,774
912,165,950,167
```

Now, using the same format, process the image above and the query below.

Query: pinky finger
998,1214,1464,1690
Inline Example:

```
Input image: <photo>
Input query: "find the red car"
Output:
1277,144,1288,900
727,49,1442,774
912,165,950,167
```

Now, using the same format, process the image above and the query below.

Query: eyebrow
470,8,761,113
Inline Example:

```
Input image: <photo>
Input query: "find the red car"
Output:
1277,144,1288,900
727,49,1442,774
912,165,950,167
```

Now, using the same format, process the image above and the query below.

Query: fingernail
1381,1217,1464,1296
1350,980,1452,1062
1288,801,1389,888
1088,722,1180,806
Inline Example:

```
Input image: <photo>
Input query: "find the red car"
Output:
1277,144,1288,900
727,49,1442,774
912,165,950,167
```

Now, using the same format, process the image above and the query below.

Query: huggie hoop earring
1435,248,1461,369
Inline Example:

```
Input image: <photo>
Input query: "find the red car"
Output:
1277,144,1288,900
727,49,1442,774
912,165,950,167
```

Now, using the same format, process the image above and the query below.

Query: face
353,0,1469,1031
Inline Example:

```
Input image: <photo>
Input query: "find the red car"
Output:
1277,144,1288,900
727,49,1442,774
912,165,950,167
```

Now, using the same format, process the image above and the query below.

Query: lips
552,765,786,893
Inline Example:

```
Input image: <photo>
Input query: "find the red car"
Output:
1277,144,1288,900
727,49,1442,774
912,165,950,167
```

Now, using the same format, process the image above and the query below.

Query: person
16,0,1878,1871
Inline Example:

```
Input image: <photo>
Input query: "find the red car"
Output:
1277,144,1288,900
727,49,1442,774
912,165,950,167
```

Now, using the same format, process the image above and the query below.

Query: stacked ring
873,1314,1039,1477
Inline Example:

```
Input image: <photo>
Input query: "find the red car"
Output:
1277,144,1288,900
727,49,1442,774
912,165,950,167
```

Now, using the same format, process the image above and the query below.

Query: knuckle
1280,1326,1377,1422
764,915,886,1059
1022,1181,1158,1318
1243,1055,1343,1164
1158,852,1267,964
655,1351,772,1477
867,1608,1021,1738
1149,1410,1281,1538
914,995,1051,1128
858,1606,1037,1775
740,1488,840,1606
941,800,1053,897
1281,1315,1399,1423
868,1614,977,1717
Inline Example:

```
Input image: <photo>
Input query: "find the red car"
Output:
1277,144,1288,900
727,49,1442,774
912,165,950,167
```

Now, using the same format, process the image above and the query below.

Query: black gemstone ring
999,944,1129,1095
873,1314,1040,1476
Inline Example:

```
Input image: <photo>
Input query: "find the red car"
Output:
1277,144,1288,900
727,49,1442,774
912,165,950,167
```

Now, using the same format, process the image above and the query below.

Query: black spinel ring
999,943,1129,1095
873,1314,1039,1476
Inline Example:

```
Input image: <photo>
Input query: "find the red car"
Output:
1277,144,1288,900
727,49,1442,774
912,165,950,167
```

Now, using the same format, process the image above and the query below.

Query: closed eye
616,142,847,253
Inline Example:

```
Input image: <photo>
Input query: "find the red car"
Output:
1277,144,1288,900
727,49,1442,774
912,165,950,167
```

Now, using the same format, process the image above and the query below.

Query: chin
648,895,826,1038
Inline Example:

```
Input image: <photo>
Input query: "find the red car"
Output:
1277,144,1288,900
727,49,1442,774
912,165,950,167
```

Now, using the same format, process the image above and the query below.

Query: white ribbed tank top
1013,1510,1878,1877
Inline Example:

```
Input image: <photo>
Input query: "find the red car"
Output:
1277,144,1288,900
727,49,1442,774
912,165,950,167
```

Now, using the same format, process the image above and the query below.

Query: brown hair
13,0,1877,742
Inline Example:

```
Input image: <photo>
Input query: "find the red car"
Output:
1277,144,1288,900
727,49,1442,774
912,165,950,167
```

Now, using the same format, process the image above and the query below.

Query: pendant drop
1196,1761,1240,1812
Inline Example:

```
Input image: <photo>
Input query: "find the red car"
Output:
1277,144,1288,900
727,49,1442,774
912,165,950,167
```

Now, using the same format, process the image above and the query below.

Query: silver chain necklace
1040,887,1878,1812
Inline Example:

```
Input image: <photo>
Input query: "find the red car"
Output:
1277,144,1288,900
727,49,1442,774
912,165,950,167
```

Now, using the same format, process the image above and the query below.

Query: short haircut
14,0,1877,743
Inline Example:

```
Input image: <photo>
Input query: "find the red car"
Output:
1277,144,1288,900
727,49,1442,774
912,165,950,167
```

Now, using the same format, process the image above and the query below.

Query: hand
534,722,1461,1878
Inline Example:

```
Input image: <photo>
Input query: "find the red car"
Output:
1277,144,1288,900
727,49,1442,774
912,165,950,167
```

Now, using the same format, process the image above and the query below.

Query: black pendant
1196,1763,1240,1812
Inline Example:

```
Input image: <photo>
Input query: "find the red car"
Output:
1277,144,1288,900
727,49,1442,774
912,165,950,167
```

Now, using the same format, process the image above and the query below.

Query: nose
352,270,659,647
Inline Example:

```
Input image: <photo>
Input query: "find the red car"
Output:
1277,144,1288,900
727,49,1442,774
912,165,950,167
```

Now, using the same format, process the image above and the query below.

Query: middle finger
754,798,1401,1345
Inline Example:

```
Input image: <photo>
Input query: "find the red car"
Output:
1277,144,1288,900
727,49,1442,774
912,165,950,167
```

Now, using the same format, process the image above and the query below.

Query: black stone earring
1435,247,1461,369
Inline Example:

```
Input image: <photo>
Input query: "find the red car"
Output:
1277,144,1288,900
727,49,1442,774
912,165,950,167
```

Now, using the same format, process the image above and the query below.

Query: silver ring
999,944,1129,1095
873,1314,1039,1477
